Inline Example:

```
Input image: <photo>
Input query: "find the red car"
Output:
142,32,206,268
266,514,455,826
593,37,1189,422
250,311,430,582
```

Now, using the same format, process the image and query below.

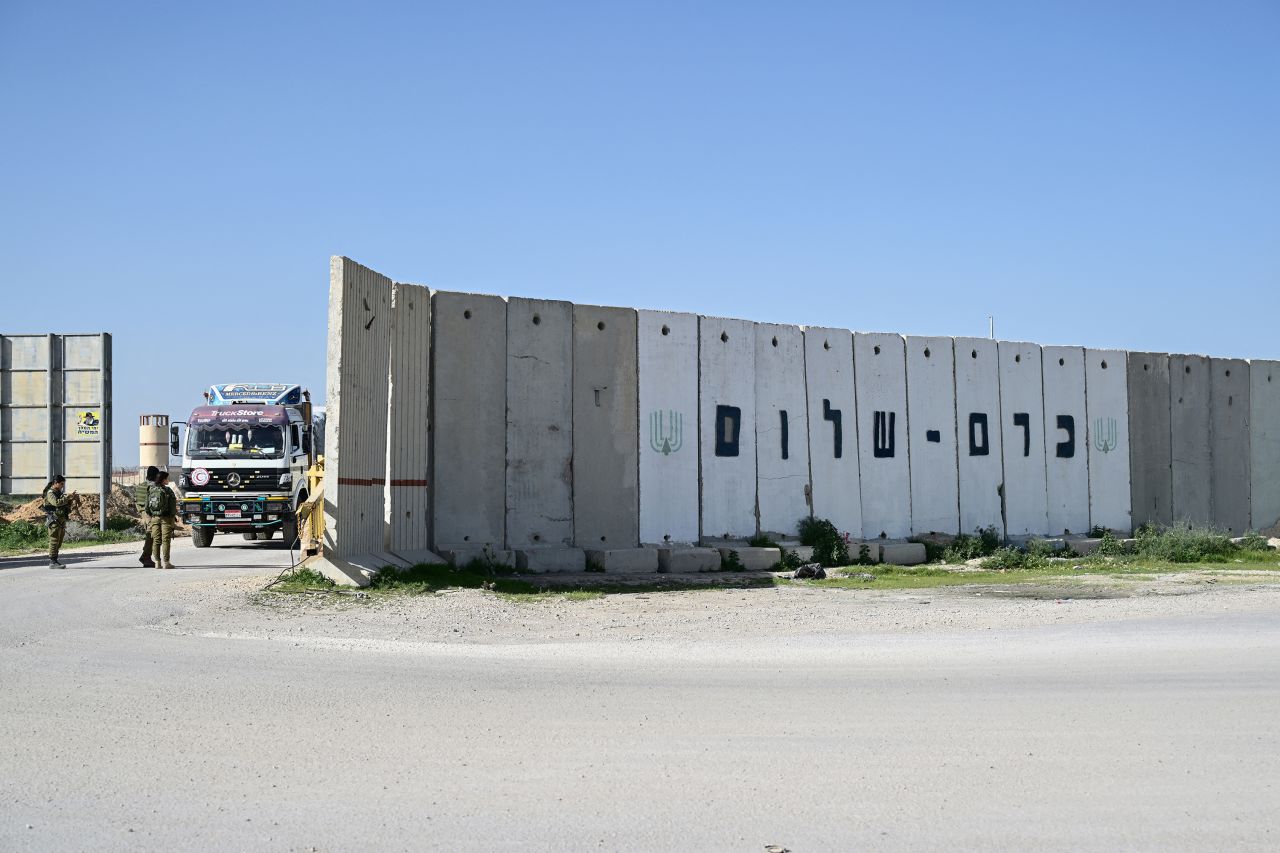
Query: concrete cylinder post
139,414,170,478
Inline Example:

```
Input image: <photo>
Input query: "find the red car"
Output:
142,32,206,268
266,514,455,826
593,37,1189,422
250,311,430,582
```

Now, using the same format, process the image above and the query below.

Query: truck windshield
187,425,285,460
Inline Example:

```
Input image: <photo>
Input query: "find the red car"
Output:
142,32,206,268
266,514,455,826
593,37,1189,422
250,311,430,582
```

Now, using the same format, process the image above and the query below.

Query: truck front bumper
182,496,294,529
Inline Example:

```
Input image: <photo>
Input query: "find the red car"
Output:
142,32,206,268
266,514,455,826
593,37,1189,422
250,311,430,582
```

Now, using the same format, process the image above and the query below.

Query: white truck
170,383,318,548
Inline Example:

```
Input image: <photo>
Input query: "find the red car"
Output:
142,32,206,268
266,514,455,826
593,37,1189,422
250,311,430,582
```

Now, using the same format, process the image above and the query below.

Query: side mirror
302,431,312,454
170,424,180,457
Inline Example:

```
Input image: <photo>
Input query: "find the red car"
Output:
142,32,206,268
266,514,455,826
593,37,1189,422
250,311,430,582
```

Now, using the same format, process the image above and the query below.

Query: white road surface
1,538,1278,852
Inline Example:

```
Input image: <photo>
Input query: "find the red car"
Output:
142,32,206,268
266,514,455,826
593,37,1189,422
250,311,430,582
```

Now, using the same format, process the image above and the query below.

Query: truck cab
171,383,315,548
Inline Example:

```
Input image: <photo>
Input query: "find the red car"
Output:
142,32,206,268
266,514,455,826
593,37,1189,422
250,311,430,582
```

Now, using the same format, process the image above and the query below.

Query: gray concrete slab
1085,349,1132,534
754,323,811,537
440,548,515,570
515,548,586,574
716,546,781,571
1042,346,1089,536
573,305,640,548
637,310,700,545
905,336,959,535
879,542,927,565
699,316,758,539
955,338,1005,537
1250,360,1280,535
1210,358,1251,534
385,282,434,554
1170,354,1212,525
656,547,722,573
505,297,574,549
584,547,659,574
432,291,508,551
997,341,1049,536
855,333,911,539
1126,352,1173,529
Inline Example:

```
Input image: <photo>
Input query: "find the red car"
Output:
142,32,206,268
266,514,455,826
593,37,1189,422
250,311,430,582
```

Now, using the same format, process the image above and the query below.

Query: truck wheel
192,526,215,548
282,515,299,547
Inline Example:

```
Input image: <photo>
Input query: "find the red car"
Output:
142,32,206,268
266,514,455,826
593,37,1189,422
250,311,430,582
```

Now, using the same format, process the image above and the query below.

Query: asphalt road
2,539,1278,852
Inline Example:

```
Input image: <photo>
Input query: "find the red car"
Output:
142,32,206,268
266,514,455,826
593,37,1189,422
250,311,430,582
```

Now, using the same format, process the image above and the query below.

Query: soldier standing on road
138,466,160,568
147,470,179,570
42,475,74,569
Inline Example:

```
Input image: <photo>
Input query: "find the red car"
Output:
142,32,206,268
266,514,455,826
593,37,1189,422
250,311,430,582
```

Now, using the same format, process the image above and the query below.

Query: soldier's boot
49,560,66,569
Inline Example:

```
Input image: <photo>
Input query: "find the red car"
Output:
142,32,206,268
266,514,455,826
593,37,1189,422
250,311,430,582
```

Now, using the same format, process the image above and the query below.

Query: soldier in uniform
138,466,160,568
148,470,179,569
42,474,74,569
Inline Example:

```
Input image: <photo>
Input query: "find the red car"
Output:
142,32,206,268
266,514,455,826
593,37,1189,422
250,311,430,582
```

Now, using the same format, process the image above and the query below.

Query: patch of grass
720,549,745,572
269,567,337,593
498,589,605,603
0,518,143,555
942,526,1002,562
797,517,851,568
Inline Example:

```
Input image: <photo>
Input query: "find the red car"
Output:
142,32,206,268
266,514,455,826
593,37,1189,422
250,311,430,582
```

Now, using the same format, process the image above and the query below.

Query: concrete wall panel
638,310,699,545
322,257,394,557
1250,360,1280,534
573,305,639,548
1042,346,1089,535
385,282,433,553
1169,354,1212,525
700,317,757,540
61,335,104,369
905,336,958,535
1126,352,1173,529
998,341,1049,536
2,335,48,369
1085,349,1132,533
1210,358,1251,534
505,297,574,549
430,290,507,550
855,333,911,539
954,338,1005,536
803,327,861,537
754,323,811,537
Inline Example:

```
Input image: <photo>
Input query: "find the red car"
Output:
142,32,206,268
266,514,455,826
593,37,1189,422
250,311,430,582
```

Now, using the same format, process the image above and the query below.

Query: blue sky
2,1,1276,465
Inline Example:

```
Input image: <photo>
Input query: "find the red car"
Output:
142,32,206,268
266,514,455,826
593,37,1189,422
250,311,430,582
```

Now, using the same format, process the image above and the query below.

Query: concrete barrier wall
573,305,639,548
385,282,433,555
637,310,699,545
505,297,574,549
323,258,393,558
803,327,861,538
700,317,757,540
431,291,507,550
1126,352,1172,529
1042,346,1089,536
1251,361,1280,535
1085,349,1131,533
855,333,911,539
1209,358,1251,535
905,336,958,536
754,323,811,537
1169,354,1212,525
954,338,1005,536
998,341,1049,537
325,257,1280,564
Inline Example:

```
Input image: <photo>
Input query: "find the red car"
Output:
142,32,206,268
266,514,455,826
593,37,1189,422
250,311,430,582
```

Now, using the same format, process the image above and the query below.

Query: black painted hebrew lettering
1055,414,1076,458
779,410,789,460
714,405,741,457
873,411,896,458
926,429,941,443
822,399,842,459
1013,412,1030,457
968,413,990,456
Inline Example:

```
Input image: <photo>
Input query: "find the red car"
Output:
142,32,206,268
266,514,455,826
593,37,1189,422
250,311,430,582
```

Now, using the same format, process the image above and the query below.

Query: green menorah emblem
649,410,684,456
1093,417,1117,453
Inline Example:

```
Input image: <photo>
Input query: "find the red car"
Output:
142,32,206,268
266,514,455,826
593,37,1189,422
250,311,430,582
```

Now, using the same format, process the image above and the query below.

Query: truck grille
182,468,279,492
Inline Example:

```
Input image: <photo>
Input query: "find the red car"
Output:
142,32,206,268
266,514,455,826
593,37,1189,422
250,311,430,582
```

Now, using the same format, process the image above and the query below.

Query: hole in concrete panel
1059,358,1065,366
532,314,541,325
1186,365,1191,374
971,349,978,359
1143,363,1149,371
1015,354,1022,364
1178,397,1184,404
1228,396,1233,406
879,531,887,539
721,331,729,343
663,534,671,542
824,340,831,351
874,345,881,355
463,535,471,541
771,336,778,347
463,310,472,320
1225,369,1231,377
533,534,541,542
661,325,670,336
597,321,606,331
924,347,931,358
600,535,607,542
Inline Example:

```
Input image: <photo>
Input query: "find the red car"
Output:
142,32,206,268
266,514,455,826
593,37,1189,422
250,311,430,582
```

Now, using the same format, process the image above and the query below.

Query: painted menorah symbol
1093,416,1117,454
649,410,684,456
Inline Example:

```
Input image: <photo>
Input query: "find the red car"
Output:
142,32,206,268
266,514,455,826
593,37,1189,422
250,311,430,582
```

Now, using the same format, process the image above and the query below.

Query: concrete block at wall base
848,541,882,564
656,547,722,573
392,549,448,566
878,542,927,566
776,542,814,562
309,554,380,588
717,547,782,571
516,548,586,573
441,548,515,570
371,551,413,569
1063,537,1102,556
584,548,660,574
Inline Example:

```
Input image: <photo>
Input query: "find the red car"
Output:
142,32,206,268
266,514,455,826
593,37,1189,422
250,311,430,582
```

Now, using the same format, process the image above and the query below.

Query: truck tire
282,515,299,548
192,526,215,548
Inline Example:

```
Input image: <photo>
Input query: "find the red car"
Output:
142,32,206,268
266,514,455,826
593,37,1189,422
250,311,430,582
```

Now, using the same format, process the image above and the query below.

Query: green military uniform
43,485,72,567
148,482,178,568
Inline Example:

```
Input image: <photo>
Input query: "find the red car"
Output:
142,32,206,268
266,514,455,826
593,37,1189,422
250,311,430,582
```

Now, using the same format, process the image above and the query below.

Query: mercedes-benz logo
226,472,242,488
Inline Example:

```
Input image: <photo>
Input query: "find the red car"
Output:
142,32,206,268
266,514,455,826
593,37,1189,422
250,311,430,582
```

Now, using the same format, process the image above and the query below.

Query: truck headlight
279,472,292,488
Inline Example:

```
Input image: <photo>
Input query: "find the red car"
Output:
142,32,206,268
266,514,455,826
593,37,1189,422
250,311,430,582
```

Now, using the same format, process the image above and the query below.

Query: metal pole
100,332,109,532
988,315,994,339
